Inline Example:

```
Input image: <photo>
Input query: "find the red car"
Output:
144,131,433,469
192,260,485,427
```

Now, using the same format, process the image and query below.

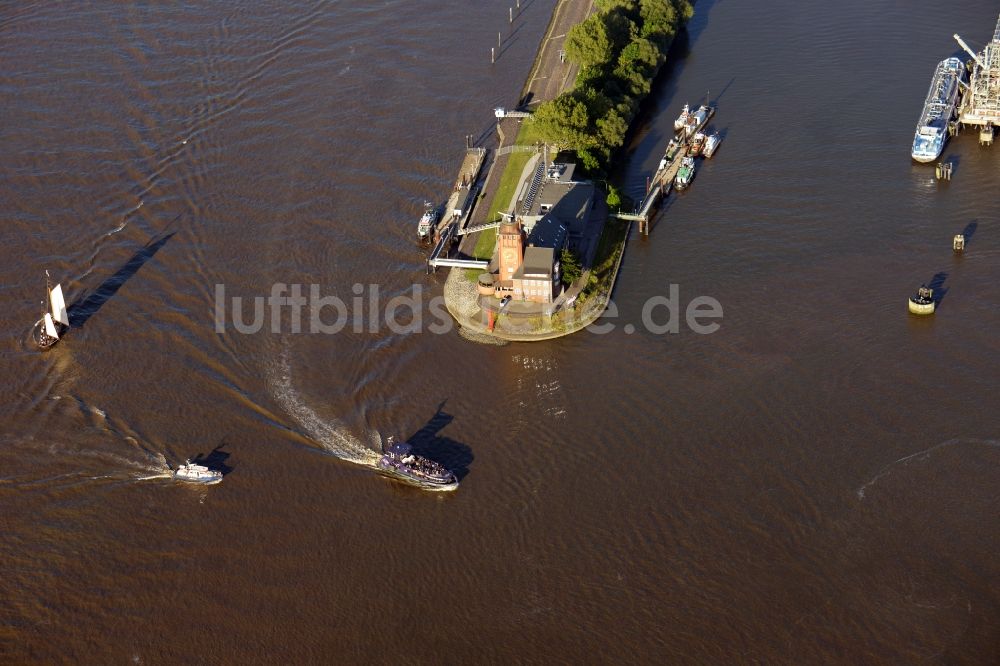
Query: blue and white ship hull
911,57,965,162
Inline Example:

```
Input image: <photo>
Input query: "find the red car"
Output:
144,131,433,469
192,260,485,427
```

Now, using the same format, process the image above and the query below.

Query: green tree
606,185,622,208
532,92,595,152
531,0,692,174
560,248,583,285
596,0,638,16
596,109,628,152
565,16,613,69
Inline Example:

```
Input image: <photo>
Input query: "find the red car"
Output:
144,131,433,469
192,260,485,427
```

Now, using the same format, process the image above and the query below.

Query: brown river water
1,0,997,662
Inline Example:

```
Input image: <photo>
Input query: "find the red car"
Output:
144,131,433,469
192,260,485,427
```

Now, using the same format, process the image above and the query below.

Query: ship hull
376,464,458,491
172,473,223,485
911,57,964,162
31,318,61,350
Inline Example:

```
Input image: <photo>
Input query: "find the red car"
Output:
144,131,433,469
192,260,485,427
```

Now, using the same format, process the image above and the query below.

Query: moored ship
911,57,965,162
377,438,458,491
688,132,706,156
416,202,438,243
703,132,721,158
673,103,690,131
682,104,715,139
674,156,696,190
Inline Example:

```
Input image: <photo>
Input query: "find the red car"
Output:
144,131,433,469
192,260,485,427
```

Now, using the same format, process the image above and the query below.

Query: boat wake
269,349,379,466
857,438,1000,500
39,400,173,483
104,200,143,238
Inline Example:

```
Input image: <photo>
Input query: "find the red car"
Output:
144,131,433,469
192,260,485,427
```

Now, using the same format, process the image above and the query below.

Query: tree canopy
529,0,693,175
560,248,583,285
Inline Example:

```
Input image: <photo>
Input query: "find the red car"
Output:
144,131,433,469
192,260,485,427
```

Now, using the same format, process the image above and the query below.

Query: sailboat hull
31,318,62,350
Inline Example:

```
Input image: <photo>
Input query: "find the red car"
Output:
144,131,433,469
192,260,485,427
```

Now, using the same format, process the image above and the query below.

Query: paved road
521,0,595,106
455,0,596,260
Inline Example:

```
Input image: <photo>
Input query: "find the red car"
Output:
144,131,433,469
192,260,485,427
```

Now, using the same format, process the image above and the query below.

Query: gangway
427,257,489,273
426,223,491,272
426,222,455,268
458,220,502,236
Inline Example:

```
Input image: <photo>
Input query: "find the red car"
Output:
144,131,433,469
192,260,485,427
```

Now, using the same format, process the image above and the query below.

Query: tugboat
673,104,690,131
674,156,696,190
416,202,438,243
703,132,722,158
908,285,935,315
172,459,224,485
377,437,458,491
688,132,707,156
31,270,69,350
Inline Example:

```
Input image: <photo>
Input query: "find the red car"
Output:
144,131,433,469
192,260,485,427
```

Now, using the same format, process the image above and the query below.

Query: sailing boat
31,270,69,350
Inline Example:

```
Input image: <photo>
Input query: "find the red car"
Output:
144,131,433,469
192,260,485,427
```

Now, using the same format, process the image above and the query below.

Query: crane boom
954,34,985,69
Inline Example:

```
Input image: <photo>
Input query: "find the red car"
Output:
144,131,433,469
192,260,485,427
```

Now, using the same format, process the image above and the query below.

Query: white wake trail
857,438,1000,500
269,348,379,466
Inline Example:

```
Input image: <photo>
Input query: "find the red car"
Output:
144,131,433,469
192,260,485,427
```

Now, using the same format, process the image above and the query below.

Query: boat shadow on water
68,231,175,328
927,271,950,307
404,401,474,482
960,220,978,246
189,442,234,477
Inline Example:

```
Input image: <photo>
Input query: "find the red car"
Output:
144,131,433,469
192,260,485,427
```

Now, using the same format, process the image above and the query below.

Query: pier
614,104,716,235
424,148,488,273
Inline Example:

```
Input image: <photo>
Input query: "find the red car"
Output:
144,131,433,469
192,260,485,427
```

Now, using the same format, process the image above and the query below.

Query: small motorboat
673,104,690,131
908,285,935,315
173,460,224,485
377,437,458,491
31,270,69,350
674,156,696,190
703,132,721,158
688,132,706,156
416,202,438,243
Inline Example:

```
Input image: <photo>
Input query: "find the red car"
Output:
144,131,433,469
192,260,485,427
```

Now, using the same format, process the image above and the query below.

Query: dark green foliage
531,0,693,174
606,184,622,208
564,16,613,70
560,248,583,285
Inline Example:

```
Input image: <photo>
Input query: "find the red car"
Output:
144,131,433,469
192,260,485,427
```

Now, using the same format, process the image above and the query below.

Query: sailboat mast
45,270,53,313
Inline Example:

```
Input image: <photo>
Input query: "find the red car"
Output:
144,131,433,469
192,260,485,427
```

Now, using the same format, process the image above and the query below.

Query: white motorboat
173,460,223,485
